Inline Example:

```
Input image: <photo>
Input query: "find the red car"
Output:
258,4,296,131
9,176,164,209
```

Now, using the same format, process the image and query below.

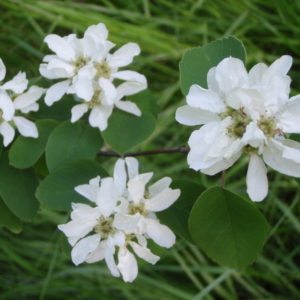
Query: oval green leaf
0,152,39,221
180,36,246,96
0,197,22,233
102,111,156,155
9,119,59,169
189,186,269,269
36,158,109,211
156,180,206,244
46,120,103,172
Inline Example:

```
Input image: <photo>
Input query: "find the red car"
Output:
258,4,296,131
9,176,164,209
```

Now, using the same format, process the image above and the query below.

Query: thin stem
221,170,226,187
97,146,190,157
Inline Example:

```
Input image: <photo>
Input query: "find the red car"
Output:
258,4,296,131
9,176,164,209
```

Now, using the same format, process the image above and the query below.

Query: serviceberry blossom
0,58,45,146
58,158,180,282
176,55,300,202
40,23,147,131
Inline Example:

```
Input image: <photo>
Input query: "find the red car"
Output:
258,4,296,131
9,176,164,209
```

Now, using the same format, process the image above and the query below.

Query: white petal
45,80,70,106
70,203,101,220
47,59,75,78
263,138,300,177
2,72,28,94
114,71,147,96
276,94,300,133
84,23,109,41
116,80,147,97
246,155,268,202
148,177,172,197
0,90,14,120
129,241,160,264
107,231,126,248
201,152,241,175
13,116,38,138
113,213,142,230
146,218,175,248
71,234,100,266
13,86,45,111
262,55,292,85
71,103,89,123
115,100,141,116
125,157,139,179
89,104,113,131
186,84,225,113
98,78,117,105
108,43,140,68
136,234,147,247
44,34,76,61
0,121,15,146
20,102,39,114
248,63,268,87
39,63,60,79
117,247,138,282
215,57,249,93
207,67,221,95
73,75,94,102
175,105,221,126
97,178,117,217
85,240,107,263
241,122,266,154
261,75,291,115
0,58,6,81
74,183,98,203
58,218,98,246
104,246,120,277
139,172,153,185
113,159,126,196
128,178,145,204
145,188,180,212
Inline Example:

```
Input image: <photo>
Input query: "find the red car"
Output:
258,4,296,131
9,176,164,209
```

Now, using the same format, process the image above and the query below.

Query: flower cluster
176,55,300,202
40,23,147,131
0,59,45,146
58,157,180,282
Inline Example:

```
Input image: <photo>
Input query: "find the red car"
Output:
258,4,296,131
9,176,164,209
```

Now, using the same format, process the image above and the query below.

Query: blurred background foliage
1,0,300,299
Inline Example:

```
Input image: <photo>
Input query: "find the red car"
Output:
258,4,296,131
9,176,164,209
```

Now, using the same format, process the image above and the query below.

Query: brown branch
97,146,190,157
221,170,226,187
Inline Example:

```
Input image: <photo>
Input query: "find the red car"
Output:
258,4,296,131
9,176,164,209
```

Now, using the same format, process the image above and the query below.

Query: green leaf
46,121,103,172
30,96,77,122
9,119,59,169
156,180,206,244
0,197,22,233
289,133,300,143
180,36,246,96
127,89,158,118
36,158,109,211
102,111,156,155
0,152,40,221
189,187,269,269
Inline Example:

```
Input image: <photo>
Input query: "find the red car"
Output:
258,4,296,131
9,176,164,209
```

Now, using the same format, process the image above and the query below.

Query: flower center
128,203,147,216
257,115,282,137
94,217,116,239
221,107,252,139
87,90,101,108
71,55,90,74
95,61,111,79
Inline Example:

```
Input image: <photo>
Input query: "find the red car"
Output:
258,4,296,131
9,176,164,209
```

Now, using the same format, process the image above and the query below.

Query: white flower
113,157,180,248
41,23,147,131
176,55,300,201
58,157,179,282
0,58,44,146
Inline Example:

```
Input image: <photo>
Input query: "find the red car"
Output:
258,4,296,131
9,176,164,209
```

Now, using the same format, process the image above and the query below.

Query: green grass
1,0,300,299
